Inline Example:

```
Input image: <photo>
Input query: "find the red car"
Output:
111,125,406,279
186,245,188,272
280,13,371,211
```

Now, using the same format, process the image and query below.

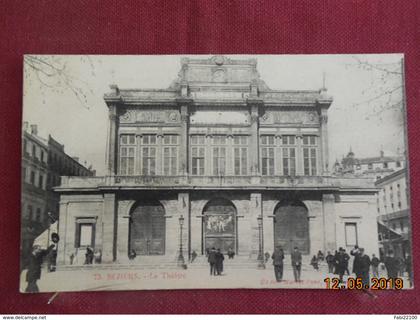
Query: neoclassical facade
56,56,379,266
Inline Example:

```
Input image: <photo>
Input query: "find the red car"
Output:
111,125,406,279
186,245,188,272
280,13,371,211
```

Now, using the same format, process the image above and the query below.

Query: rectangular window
30,171,36,185
345,223,358,247
27,205,33,221
282,135,296,176
119,134,136,175
22,166,27,182
233,136,248,175
40,150,45,163
260,135,275,176
212,136,226,175
32,145,37,158
302,135,317,176
163,135,178,175
191,135,206,176
141,135,157,175
38,174,44,189
35,208,41,222
75,222,96,248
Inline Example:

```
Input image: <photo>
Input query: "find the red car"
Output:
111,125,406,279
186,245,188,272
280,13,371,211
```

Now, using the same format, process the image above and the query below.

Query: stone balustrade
57,175,376,191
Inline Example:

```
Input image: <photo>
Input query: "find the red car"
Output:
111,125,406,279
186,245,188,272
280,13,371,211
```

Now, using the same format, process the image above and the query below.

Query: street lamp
177,215,187,269
257,215,265,269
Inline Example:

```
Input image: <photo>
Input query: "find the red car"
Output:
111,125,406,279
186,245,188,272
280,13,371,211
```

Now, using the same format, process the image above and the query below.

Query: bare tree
347,56,404,123
24,55,96,109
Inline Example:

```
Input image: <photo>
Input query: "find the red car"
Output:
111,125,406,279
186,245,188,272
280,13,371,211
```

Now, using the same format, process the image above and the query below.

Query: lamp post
177,215,187,269
257,215,265,269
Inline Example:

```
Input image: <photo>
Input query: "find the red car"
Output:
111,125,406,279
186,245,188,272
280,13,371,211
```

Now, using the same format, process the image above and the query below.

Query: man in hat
207,247,217,276
25,244,55,293
271,246,285,282
355,248,371,286
335,247,350,283
291,246,302,282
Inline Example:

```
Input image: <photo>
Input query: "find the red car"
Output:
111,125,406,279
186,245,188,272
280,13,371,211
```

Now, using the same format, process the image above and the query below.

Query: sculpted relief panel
260,110,319,125
119,109,180,124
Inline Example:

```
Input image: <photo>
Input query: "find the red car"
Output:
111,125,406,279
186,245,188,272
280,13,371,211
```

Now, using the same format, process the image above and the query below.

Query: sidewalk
20,263,409,292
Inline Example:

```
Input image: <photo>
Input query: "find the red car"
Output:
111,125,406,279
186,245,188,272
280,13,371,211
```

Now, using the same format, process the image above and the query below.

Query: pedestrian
227,248,235,259
271,246,285,282
343,249,350,275
85,246,94,265
25,244,55,293
333,250,339,274
128,249,137,260
310,255,319,270
190,250,198,263
264,251,270,263
291,246,302,282
317,250,324,262
325,251,335,274
350,245,360,275
371,254,380,278
335,247,349,283
215,248,224,275
47,247,57,272
384,251,399,278
208,247,217,276
356,248,371,286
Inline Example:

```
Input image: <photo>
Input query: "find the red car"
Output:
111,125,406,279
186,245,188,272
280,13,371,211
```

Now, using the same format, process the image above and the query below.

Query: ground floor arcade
56,188,379,266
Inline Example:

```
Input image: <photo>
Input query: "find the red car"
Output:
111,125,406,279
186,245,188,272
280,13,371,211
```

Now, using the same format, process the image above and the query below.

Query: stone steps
58,255,329,272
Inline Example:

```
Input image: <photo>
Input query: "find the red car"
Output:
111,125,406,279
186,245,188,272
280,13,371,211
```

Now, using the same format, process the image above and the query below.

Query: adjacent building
21,123,94,267
376,168,411,260
334,148,405,181
55,56,380,267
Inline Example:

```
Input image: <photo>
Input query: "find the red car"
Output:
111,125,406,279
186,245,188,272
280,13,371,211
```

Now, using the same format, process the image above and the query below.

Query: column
249,193,263,259
102,193,117,263
179,103,190,175
263,203,274,255
319,109,329,174
249,104,260,175
57,200,68,265
107,104,118,176
322,193,336,252
296,133,304,176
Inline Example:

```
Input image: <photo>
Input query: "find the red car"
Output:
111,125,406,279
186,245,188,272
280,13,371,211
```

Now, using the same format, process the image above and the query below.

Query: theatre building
55,56,379,266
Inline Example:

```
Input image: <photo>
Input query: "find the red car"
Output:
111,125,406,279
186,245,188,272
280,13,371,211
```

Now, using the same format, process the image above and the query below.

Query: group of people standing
324,245,412,286
207,247,225,275
271,246,303,282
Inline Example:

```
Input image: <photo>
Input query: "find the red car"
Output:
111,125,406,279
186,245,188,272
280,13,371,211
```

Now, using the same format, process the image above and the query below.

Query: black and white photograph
20,54,412,292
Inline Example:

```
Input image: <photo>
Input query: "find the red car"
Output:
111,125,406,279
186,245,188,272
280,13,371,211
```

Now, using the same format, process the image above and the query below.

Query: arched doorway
274,200,310,254
203,198,237,254
129,200,165,255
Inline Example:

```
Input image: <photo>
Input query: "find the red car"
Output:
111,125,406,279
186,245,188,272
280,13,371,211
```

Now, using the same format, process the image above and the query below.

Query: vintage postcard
20,54,412,292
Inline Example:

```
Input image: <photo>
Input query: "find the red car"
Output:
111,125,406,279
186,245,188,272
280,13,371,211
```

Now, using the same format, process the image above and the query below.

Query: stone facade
55,56,380,266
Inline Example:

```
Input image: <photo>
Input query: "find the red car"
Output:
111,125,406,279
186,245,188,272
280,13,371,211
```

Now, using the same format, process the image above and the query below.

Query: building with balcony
21,123,94,268
55,56,380,266
376,168,411,260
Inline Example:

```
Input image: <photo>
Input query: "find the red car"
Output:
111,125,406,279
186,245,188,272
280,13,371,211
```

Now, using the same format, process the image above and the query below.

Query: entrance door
130,201,165,255
203,198,236,254
274,200,309,254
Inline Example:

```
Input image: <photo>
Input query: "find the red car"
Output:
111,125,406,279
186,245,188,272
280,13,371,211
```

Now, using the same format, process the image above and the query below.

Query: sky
22,54,406,175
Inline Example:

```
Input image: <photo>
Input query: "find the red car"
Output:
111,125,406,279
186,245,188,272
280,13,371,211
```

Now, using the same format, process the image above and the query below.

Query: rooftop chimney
30,124,38,135
23,121,29,132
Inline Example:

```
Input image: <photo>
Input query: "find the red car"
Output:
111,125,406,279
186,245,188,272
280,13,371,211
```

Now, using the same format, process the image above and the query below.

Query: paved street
20,261,409,292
